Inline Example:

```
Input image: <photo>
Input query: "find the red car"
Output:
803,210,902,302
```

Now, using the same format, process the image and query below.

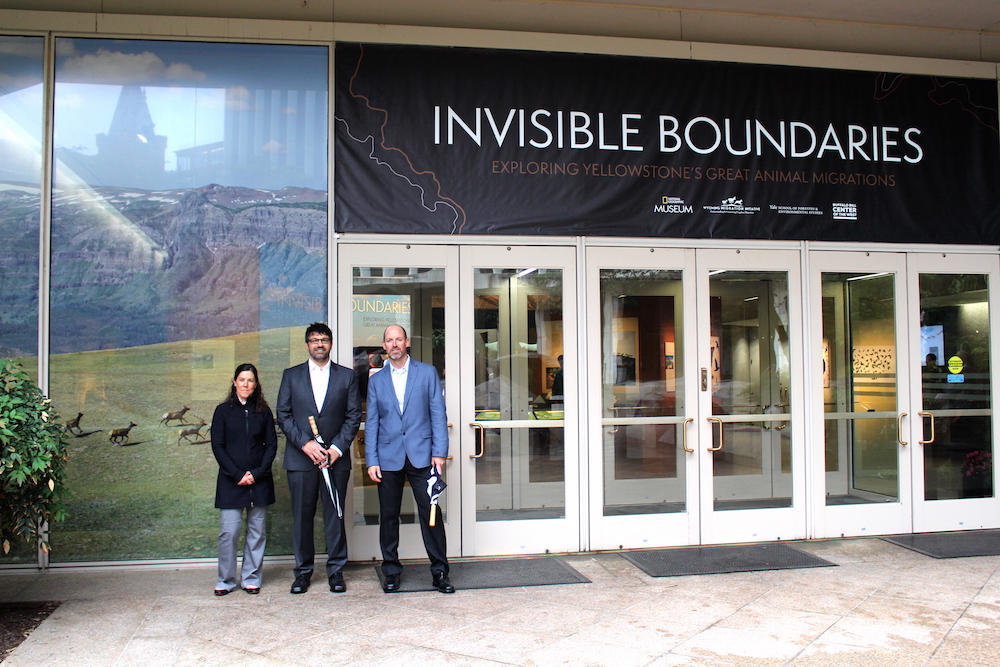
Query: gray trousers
217,505,268,591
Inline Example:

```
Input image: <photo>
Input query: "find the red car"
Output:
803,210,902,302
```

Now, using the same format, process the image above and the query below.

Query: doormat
621,543,836,577
374,557,590,592
882,530,1000,558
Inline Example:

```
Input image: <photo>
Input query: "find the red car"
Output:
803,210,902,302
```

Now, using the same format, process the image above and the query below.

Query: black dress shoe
214,589,230,596
382,573,401,593
329,571,346,593
290,574,311,594
243,587,260,595
432,572,455,594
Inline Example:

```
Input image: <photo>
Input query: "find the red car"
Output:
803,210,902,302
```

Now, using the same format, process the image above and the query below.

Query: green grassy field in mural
43,328,312,562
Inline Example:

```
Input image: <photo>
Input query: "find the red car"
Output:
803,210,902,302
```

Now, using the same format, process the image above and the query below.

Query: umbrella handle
429,503,437,527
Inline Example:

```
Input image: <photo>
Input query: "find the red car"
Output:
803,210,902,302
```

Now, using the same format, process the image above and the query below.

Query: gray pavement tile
672,624,811,666
419,624,561,664
934,601,1000,664
173,636,303,667
264,629,412,666
481,598,608,636
790,642,935,666
522,634,663,666
1,537,999,667
367,645,511,666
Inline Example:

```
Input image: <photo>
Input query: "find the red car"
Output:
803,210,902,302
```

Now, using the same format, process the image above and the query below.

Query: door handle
917,411,935,445
707,417,723,451
897,412,908,446
682,417,694,453
772,403,788,430
470,422,485,458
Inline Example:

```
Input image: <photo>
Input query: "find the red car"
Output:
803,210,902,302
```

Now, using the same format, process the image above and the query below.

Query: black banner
335,43,1000,244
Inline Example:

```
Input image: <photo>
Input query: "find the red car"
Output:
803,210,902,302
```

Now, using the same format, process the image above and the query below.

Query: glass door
587,246,805,549
908,253,1000,531
697,248,806,544
586,247,698,550
461,245,579,556
810,251,911,538
338,244,460,562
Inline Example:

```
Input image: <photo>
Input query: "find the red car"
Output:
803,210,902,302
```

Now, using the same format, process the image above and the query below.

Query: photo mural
37,38,328,561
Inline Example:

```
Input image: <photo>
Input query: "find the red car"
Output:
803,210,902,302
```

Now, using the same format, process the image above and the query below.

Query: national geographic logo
655,196,694,214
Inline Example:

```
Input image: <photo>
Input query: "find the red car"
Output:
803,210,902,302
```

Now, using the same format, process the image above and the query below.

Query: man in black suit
277,322,361,594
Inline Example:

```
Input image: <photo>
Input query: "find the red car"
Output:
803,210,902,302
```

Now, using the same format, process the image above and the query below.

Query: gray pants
217,506,268,591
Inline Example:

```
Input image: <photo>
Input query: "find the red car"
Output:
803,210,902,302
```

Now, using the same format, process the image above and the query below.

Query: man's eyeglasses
307,337,331,344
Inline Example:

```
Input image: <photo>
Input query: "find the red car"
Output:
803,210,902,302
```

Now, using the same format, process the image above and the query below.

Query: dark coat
211,399,278,509
276,361,361,472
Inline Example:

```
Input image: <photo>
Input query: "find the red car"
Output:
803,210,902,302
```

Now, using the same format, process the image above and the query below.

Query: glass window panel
351,266,446,526
474,267,564,521
0,35,44,565
710,271,792,510
822,272,899,505
48,38,329,561
0,36,44,378
599,269,686,516
920,274,993,500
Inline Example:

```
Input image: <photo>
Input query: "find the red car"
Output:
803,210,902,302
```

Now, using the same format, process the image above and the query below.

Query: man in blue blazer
277,322,361,595
366,324,454,593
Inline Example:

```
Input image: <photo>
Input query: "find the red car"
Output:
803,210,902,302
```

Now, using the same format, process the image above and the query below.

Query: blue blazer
365,358,449,471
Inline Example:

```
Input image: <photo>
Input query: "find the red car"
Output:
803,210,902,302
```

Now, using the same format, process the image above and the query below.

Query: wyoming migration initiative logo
654,196,694,214
703,196,761,215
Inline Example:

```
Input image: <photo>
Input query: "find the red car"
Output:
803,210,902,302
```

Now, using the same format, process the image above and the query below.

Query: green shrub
0,360,69,555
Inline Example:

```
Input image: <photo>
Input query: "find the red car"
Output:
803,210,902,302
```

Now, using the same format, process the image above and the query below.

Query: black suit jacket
276,360,361,472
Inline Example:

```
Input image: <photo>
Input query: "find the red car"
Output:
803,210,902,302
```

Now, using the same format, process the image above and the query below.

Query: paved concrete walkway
2,537,999,666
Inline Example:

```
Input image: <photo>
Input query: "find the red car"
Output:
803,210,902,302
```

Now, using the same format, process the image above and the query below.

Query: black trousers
287,466,350,577
377,458,448,576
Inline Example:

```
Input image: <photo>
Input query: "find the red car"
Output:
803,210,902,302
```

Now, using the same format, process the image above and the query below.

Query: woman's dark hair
227,363,269,412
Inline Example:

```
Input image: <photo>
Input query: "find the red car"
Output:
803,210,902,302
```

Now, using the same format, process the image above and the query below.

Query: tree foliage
0,360,69,555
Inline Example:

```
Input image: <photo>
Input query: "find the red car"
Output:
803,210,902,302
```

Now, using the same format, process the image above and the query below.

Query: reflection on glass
822,272,899,505
599,269,685,516
474,268,564,520
48,38,329,561
351,266,445,526
710,271,792,510
0,36,44,381
920,274,993,500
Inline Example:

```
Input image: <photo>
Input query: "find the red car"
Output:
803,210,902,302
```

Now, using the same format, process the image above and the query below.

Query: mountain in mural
0,185,41,357
1,182,329,354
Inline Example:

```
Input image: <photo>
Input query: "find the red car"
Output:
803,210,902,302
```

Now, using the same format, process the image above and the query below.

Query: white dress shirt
389,355,409,413
307,358,343,456
308,358,330,413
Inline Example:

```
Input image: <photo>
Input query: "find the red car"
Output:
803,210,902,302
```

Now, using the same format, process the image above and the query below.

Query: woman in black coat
211,363,277,595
